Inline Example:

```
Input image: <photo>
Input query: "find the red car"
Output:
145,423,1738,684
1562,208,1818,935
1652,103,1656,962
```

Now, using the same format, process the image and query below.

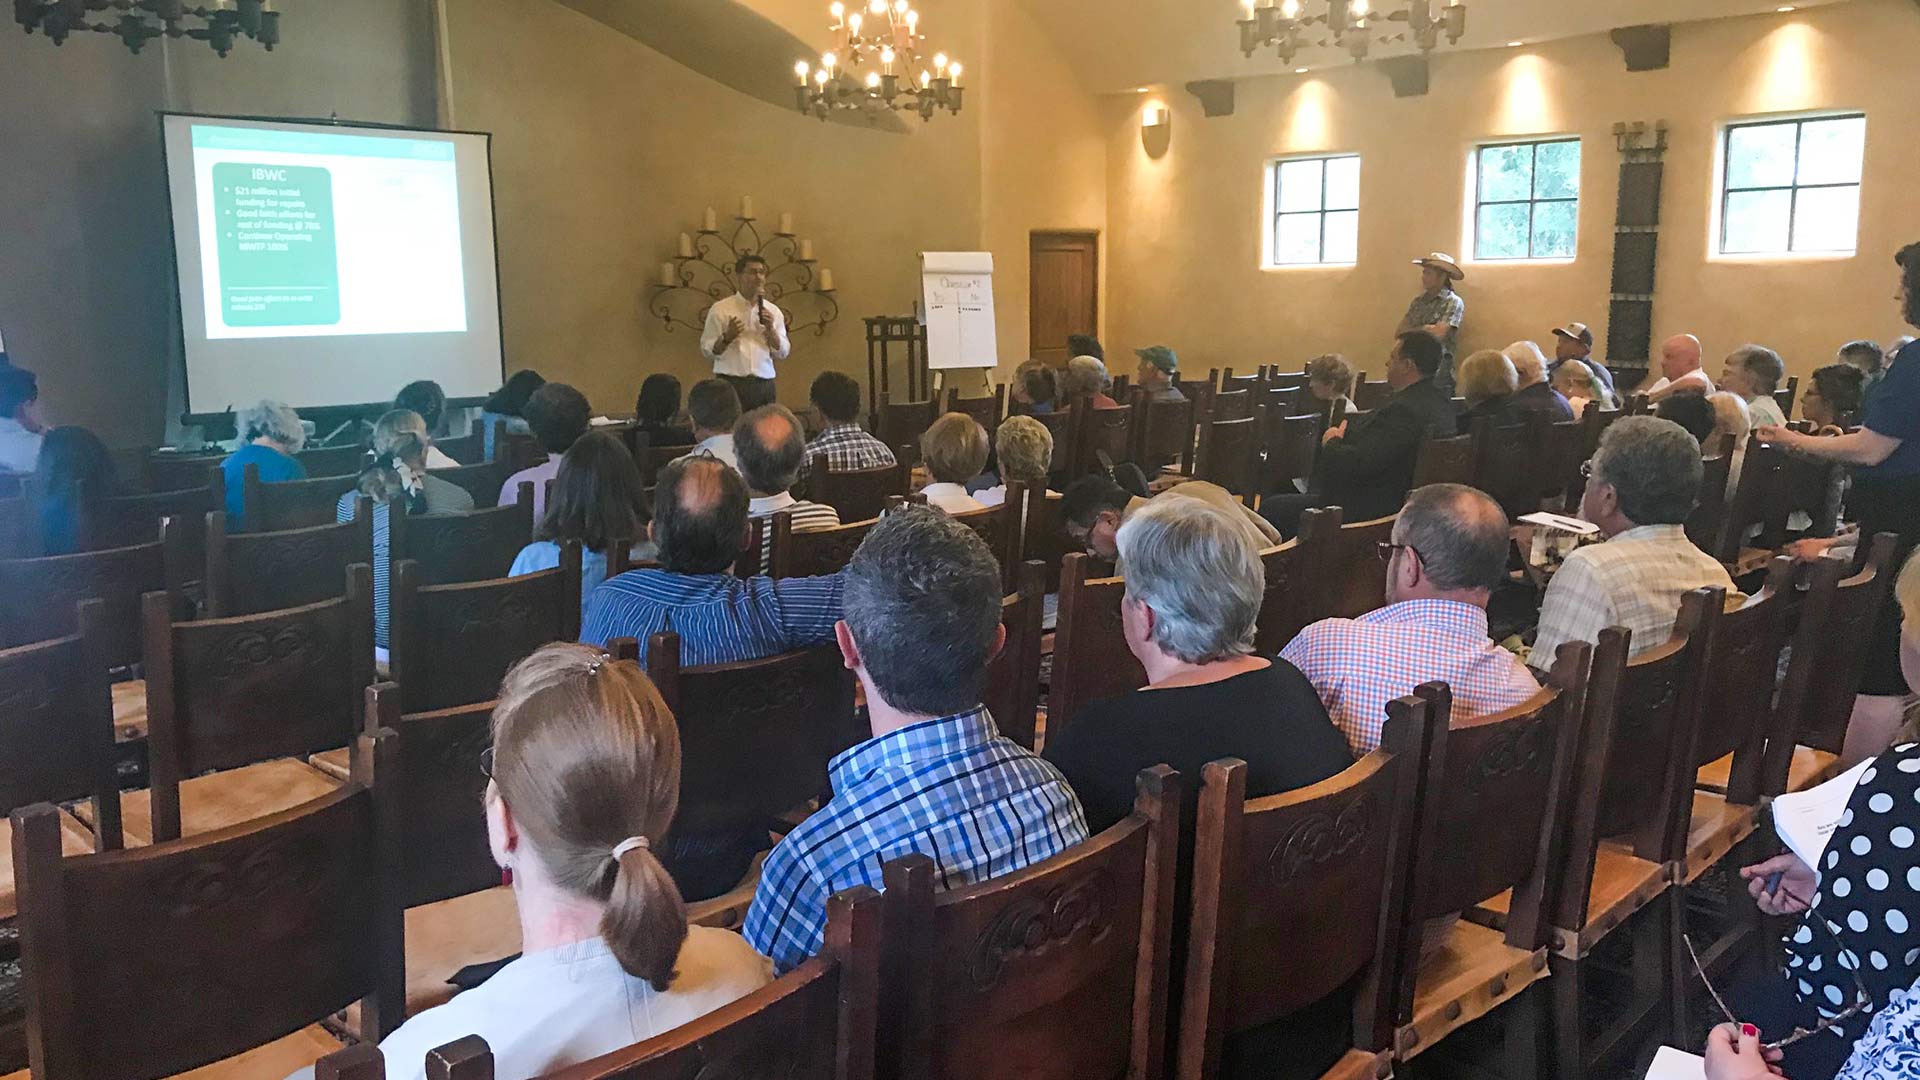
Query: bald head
1661,334,1703,380
734,403,806,496
1388,483,1512,605
653,454,749,573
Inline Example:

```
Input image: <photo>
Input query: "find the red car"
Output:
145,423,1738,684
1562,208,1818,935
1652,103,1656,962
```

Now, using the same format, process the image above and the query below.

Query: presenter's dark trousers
721,374,776,411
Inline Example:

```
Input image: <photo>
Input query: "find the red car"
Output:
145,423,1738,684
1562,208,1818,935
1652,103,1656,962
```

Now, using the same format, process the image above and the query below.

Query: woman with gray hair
975,415,1053,508
219,399,308,528
1042,495,1351,831
1062,354,1120,409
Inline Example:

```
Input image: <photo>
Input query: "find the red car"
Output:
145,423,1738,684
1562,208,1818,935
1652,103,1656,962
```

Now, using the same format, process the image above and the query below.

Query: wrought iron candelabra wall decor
647,197,840,342
16,0,281,55
1237,0,1464,65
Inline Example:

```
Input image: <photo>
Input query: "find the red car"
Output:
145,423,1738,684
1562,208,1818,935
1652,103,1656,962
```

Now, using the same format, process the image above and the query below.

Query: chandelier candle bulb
817,269,835,292
800,238,815,260
778,212,794,235
702,207,718,231
678,232,693,257
660,263,677,287
947,61,961,85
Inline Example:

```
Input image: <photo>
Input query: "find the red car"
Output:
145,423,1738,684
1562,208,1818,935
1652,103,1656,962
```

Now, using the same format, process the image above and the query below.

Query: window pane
1324,156,1360,210
1277,159,1325,213
1532,140,1580,201
1796,117,1865,187
1475,203,1532,260
1275,212,1324,264
1726,123,1796,189
1791,185,1861,253
1478,144,1533,203
1323,210,1359,263
1531,200,1578,258
1722,189,1792,253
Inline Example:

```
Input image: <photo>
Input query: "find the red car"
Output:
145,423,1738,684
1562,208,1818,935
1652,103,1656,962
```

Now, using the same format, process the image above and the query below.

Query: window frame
1262,152,1360,269
1469,136,1581,263
1716,112,1866,258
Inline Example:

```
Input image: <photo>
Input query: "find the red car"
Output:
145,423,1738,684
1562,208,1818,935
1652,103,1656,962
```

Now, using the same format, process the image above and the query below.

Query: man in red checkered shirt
1281,483,1541,756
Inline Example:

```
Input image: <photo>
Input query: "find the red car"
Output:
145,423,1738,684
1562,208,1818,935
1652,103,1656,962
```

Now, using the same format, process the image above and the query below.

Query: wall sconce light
1142,104,1170,128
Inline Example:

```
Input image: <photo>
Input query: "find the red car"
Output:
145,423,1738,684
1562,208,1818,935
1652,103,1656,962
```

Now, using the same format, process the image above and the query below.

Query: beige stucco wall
1101,0,1920,384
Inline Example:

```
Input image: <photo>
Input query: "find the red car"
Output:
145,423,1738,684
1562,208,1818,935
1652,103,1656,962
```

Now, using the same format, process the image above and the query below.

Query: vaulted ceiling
1015,0,1853,93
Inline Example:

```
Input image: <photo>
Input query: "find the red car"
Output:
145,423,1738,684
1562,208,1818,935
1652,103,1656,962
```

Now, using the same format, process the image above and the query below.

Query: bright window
1472,138,1580,261
1267,154,1359,266
1719,114,1865,256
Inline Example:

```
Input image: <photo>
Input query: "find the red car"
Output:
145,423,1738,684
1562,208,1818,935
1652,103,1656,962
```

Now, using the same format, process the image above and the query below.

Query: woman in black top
1044,493,1351,832
1454,349,1524,435
633,373,694,447
24,426,120,556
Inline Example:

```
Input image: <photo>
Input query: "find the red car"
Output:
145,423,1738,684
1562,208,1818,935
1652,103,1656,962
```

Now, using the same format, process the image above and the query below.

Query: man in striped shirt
737,403,840,574
799,371,895,488
744,506,1089,974
580,456,843,666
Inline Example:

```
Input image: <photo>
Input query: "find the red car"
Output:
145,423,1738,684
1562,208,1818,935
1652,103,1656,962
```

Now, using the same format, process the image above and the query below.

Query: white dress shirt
675,433,739,471
701,293,790,380
0,417,43,474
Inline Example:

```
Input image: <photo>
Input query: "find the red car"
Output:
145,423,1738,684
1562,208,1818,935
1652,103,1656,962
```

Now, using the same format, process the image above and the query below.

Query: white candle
778,212,795,235
740,195,755,219
818,268,835,291
677,232,693,257
799,238,815,260
660,262,677,287
703,206,718,231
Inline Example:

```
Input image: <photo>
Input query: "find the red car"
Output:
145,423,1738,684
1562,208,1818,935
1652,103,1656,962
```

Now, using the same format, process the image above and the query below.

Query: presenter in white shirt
700,254,789,411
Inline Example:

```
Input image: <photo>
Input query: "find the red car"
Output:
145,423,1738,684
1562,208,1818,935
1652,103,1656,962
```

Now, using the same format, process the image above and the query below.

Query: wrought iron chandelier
15,0,280,56
793,0,963,122
1237,0,1464,65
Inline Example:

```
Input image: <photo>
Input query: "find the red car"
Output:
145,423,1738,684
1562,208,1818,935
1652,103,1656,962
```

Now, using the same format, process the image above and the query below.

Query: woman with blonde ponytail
362,643,770,1079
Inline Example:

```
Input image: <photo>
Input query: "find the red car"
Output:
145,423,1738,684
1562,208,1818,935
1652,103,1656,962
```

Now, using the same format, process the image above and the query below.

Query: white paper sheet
1773,756,1874,870
1644,1046,1706,1080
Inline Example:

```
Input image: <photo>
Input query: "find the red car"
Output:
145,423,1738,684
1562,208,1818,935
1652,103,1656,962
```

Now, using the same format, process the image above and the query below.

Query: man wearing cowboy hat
1548,320,1617,398
1398,253,1466,397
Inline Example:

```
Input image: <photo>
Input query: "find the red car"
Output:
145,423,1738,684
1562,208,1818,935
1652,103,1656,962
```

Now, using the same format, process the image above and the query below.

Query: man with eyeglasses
1280,483,1539,756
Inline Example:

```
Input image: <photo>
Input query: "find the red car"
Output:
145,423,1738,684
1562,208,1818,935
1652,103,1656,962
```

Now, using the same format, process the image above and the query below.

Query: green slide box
213,162,341,327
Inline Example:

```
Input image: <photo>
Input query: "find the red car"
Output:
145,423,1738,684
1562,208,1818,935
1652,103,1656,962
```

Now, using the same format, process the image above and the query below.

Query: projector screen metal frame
158,110,508,427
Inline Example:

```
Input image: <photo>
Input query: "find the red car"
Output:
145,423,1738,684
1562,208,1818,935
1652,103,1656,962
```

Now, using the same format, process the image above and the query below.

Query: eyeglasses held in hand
1684,887,1872,1051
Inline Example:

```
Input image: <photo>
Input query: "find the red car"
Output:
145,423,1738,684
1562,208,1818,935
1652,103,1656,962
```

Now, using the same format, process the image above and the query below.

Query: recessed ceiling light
1294,66,1309,73
1776,4,1796,10
1506,39,1524,46
1135,86,1150,93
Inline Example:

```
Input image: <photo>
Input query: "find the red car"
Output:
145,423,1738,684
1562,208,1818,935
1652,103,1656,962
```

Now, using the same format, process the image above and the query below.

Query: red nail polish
1741,1023,1758,1038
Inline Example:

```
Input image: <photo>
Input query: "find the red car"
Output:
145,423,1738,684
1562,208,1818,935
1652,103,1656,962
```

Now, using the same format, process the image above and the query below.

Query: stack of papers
1772,757,1874,869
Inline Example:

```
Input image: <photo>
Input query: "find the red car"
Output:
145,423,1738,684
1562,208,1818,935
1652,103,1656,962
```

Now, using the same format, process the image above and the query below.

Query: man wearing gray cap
1549,320,1616,398
1133,346,1186,404
1398,253,1466,397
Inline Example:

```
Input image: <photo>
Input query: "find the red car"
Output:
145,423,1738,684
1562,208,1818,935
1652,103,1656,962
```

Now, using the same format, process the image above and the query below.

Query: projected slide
188,124,468,339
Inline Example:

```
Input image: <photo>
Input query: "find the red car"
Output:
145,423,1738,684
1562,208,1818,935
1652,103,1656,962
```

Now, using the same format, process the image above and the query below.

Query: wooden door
1029,231,1098,365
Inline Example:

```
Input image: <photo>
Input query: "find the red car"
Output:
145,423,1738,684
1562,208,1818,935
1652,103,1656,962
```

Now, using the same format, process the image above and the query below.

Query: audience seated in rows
339,409,477,655
1505,339,1576,422
1657,392,1718,446
1283,483,1540,756
919,412,991,514
1260,330,1458,537
511,431,652,606
500,382,592,518
739,403,840,572
679,378,741,470
1044,496,1350,832
1804,362,1867,434
1647,333,1716,402
221,399,308,528
634,373,695,448
976,415,1052,508
1706,553,1920,1080
1529,415,1736,668
1721,344,1789,428
1551,319,1617,397
0,366,44,475
1063,354,1120,409
801,370,894,483
480,368,544,459
580,455,841,665
395,379,460,469
1837,339,1886,401
1304,352,1354,426
23,426,119,556
360,643,771,1080
1455,348,1522,434
1552,355,1613,417
1012,358,1059,415
1133,346,1186,404
742,506,1088,974
1063,473,1280,566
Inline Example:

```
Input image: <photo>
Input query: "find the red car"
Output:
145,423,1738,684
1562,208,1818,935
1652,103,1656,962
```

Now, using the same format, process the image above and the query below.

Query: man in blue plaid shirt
743,505,1088,974
798,371,896,488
